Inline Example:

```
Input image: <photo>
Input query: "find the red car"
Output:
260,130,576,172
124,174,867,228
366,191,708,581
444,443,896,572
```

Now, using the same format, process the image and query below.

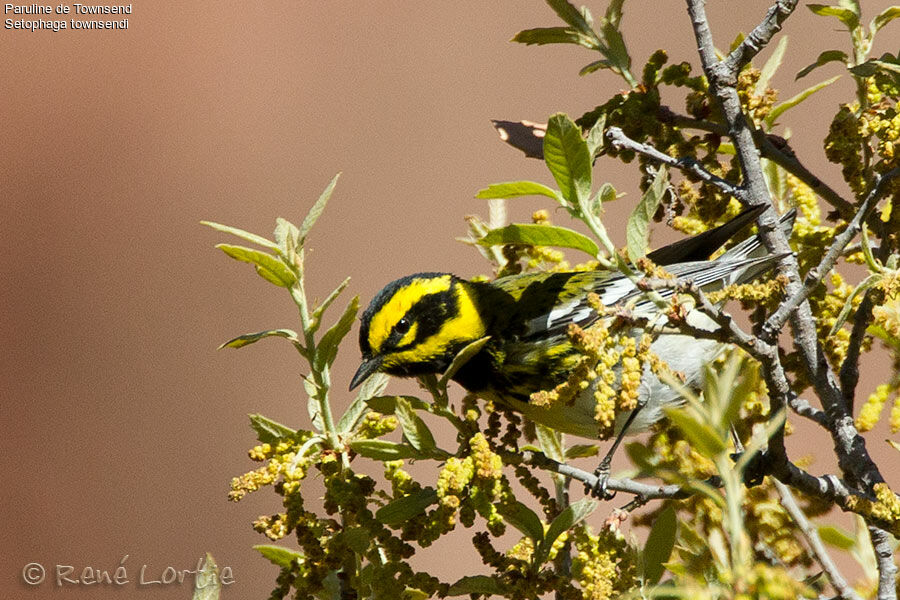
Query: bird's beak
349,356,382,391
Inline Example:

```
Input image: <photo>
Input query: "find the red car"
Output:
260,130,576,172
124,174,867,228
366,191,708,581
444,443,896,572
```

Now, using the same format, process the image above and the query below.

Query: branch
605,126,747,202
686,0,888,496
773,479,863,600
513,450,716,503
762,168,899,338
722,0,800,74
869,526,900,600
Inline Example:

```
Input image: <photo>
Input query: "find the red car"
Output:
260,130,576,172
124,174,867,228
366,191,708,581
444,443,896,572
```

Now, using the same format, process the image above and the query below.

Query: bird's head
350,273,486,390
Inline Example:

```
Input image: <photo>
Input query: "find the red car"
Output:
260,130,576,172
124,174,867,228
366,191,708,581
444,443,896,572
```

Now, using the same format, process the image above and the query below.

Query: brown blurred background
2,1,897,598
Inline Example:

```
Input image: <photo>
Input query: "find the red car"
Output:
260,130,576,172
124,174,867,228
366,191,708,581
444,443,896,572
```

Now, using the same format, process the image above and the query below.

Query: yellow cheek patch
382,283,486,366
368,275,453,353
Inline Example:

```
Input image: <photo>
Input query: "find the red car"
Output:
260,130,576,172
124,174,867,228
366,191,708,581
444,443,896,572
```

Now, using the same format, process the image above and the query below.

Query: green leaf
547,0,593,32
479,223,600,258
349,440,422,460
201,221,280,253
535,424,565,463
600,20,630,74
624,441,654,470
605,0,624,27
829,273,881,335
192,553,221,600
796,49,848,79
498,501,545,546
544,113,592,206
273,217,300,258
850,55,900,77
766,75,840,126
579,59,612,76
447,575,506,596
664,407,727,458
642,505,677,585
365,394,429,414
249,413,298,444
626,166,668,260
475,181,562,202
215,244,296,287
888,439,900,453
376,488,438,525
757,35,788,94
218,328,299,350
299,173,340,245
395,397,437,452
339,373,390,433
512,26,593,47
807,4,859,29
254,545,304,569
439,336,491,387
872,6,900,33
818,525,856,550
585,113,607,158
314,296,359,371
565,444,600,459
310,277,352,334
535,498,597,565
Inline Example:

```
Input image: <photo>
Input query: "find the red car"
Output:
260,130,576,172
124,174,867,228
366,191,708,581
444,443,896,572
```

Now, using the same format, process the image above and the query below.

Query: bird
350,205,792,496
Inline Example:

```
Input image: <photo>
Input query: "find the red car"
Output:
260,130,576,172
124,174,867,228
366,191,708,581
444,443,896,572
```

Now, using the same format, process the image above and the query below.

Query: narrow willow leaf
536,498,597,565
807,4,859,29
375,488,438,525
192,553,221,600
201,221,280,253
475,181,561,202
535,424,565,463
624,441,654,470
872,6,900,33
796,49,847,79
642,505,677,585
888,440,900,453
544,113,592,206
579,59,612,76
564,444,599,459
757,35,788,94
254,545,304,569
498,501,545,546
447,575,506,596
605,0,624,26
365,394,429,414
339,373,390,433
818,525,856,550
304,377,324,431
626,166,668,260
479,223,599,258
310,276,352,334
273,217,300,257
439,336,491,387
218,328,299,350
215,244,296,287
299,173,340,245
829,273,881,335
585,113,607,158
850,56,900,77
349,440,422,460
314,296,359,371
249,413,298,444
766,75,840,126
664,407,727,458
511,27,590,47
600,20,630,73
395,397,437,452
547,0,594,32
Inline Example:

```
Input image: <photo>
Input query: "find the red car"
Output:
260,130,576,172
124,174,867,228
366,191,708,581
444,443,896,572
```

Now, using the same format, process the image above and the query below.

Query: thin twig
763,168,899,339
722,0,800,74
606,126,748,202
773,479,863,600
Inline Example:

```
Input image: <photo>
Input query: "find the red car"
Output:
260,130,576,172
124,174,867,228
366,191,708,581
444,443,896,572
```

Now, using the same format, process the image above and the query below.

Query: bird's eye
395,317,411,334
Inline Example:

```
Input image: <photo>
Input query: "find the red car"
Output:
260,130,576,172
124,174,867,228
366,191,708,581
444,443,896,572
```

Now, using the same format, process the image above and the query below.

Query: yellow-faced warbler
351,205,792,496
